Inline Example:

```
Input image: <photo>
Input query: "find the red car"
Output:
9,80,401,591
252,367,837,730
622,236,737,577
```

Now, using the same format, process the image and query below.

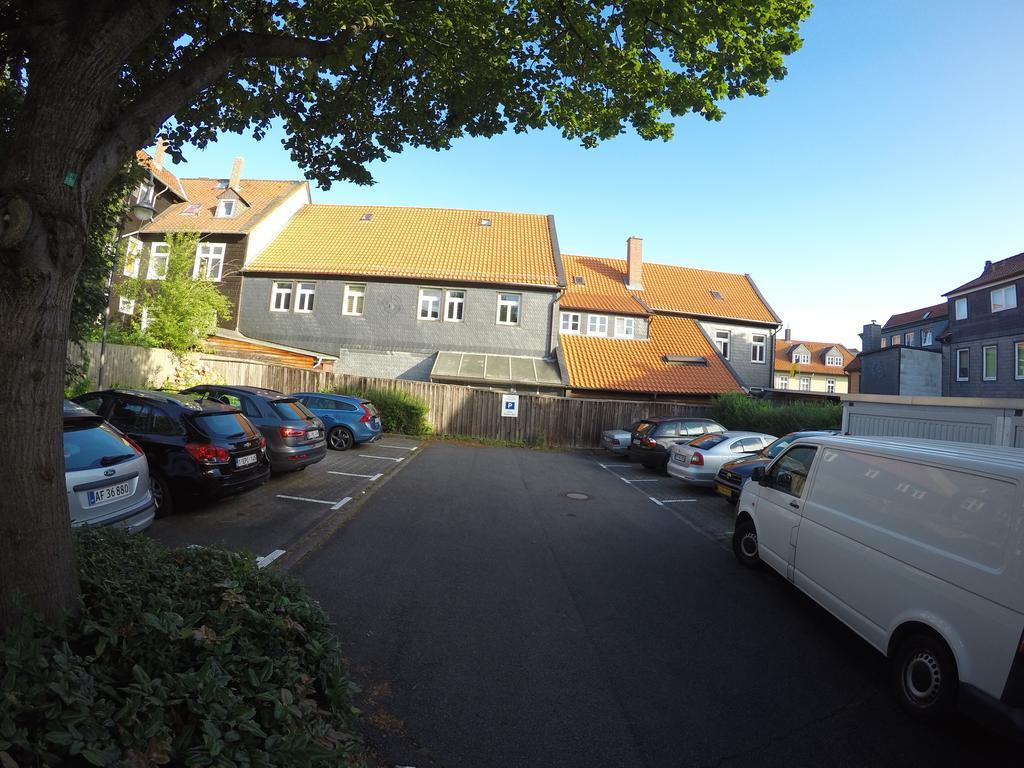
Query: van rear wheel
732,517,762,569
891,632,958,722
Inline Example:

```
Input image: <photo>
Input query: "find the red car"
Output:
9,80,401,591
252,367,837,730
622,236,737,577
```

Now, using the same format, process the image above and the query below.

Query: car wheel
328,426,355,451
891,632,958,722
150,473,174,518
732,516,762,568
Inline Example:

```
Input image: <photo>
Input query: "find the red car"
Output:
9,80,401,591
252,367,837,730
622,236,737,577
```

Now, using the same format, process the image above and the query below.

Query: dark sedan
714,429,839,503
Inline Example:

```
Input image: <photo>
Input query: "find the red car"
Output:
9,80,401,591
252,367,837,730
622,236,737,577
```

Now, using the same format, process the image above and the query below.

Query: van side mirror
751,466,767,484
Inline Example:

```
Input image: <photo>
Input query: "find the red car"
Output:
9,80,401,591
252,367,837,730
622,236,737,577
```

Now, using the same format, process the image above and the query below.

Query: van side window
766,446,817,497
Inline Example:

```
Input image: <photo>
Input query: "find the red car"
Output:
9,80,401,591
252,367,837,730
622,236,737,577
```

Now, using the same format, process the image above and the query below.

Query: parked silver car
666,431,776,486
601,421,644,456
63,400,154,533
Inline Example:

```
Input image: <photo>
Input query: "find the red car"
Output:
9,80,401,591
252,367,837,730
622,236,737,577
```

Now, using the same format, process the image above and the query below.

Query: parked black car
180,385,327,473
714,430,840,503
72,389,270,515
627,417,727,471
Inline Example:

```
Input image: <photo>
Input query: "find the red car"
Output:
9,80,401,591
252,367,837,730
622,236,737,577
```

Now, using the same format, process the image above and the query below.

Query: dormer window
216,199,236,218
793,353,810,364
825,354,843,366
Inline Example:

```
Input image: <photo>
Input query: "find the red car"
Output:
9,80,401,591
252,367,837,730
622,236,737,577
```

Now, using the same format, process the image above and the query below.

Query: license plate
236,454,257,468
87,480,132,507
716,483,733,499
307,430,321,440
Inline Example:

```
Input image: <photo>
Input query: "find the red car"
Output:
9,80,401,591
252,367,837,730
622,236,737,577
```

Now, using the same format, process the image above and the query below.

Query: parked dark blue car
290,392,383,451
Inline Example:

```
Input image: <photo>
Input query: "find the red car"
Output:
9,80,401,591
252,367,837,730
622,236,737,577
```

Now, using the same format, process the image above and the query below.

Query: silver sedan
666,431,777,486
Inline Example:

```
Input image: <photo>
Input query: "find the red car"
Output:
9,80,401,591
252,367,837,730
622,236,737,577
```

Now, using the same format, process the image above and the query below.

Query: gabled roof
882,302,948,330
559,255,649,315
944,252,1024,296
140,179,305,235
774,339,855,374
135,150,188,201
560,315,742,395
246,205,562,288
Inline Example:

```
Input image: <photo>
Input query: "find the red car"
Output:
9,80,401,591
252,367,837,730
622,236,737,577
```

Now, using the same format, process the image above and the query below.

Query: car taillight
641,436,657,448
279,426,305,438
359,404,373,423
184,443,229,464
259,436,267,450
690,452,704,466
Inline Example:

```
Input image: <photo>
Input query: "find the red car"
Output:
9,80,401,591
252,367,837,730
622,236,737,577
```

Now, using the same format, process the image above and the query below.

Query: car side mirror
751,466,767,484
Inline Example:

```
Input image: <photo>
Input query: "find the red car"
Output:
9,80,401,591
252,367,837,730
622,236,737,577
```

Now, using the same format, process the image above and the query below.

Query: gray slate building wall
557,309,650,340
943,333,1024,398
697,320,774,389
239,277,558,361
882,319,947,349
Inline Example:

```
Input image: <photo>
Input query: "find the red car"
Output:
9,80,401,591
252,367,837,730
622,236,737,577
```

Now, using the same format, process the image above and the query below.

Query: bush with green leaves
0,530,366,767
328,386,431,436
710,391,842,436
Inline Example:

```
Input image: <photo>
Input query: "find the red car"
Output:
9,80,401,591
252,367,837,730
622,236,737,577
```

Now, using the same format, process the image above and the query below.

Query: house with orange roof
237,204,566,390
773,332,855,394
555,238,781,400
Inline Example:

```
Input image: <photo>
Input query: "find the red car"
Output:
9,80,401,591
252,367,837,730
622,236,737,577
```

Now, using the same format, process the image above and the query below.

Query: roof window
710,290,724,301
663,355,708,366
360,212,373,222
182,203,202,215
215,179,228,189
480,218,492,226
573,276,585,285
922,311,931,319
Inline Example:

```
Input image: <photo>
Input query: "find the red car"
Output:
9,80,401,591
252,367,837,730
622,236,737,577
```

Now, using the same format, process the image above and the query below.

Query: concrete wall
239,277,558,359
859,347,902,395
898,347,942,396
943,332,1024,398
697,320,774,389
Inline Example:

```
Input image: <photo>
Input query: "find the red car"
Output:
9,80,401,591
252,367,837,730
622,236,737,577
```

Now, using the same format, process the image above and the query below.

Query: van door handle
789,500,800,509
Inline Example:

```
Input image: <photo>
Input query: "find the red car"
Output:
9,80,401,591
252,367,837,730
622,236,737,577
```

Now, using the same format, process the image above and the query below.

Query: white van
732,435,1024,733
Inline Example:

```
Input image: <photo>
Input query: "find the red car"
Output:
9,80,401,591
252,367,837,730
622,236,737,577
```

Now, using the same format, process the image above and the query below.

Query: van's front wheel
732,516,762,569
891,632,958,722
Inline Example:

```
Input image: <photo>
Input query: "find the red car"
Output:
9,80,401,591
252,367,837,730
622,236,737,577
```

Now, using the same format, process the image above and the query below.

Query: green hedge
328,386,431,436
0,530,366,767
709,391,842,436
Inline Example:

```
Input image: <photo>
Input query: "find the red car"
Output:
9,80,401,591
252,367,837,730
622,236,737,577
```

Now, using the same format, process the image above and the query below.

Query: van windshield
765,436,795,458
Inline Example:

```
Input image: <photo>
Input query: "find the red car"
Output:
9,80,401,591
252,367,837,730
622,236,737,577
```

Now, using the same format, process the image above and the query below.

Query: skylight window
360,212,373,222
480,218,492,226
573,276,585,285
182,203,202,215
663,355,708,366
923,311,931,319
216,179,228,189
710,290,724,301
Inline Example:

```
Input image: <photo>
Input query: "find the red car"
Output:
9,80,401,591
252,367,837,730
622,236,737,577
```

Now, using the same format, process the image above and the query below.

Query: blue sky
167,1,1024,349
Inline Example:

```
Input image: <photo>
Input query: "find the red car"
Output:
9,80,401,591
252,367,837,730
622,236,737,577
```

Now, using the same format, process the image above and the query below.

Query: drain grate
565,492,590,501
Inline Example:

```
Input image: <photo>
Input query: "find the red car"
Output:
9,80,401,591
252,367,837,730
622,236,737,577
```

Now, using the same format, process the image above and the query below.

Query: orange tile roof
135,150,188,201
633,262,779,324
246,205,561,287
882,302,948,330
140,178,304,235
560,255,649,315
774,339,855,375
560,315,742,394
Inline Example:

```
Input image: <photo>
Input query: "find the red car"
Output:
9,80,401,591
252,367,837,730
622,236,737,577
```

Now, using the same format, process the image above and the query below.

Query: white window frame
444,289,465,322
122,237,142,277
560,312,581,334
954,297,967,320
1016,342,1024,380
956,348,969,382
215,199,236,218
342,283,366,316
418,288,441,320
991,285,1017,313
826,378,836,393
270,281,293,312
799,377,811,391
776,375,789,390
118,296,135,315
904,332,914,346
587,315,608,335
750,334,766,364
147,242,169,280
714,329,731,359
880,337,887,348
793,352,810,364
295,282,316,313
923,330,934,346
193,242,225,282
983,344,997,381
891,335,900,346
614,317,635,339
825,354,842,366
496,293,521,325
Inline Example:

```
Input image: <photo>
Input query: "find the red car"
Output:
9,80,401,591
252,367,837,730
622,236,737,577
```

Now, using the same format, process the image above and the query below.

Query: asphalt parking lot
297,443,1018,768
146,435,422,564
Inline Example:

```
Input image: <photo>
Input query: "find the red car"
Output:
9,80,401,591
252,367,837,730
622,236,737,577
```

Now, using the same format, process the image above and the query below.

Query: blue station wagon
290,392,383,450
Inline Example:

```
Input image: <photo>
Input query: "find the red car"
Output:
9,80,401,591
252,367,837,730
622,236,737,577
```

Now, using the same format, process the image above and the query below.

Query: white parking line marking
359,454,404,462
331,496,352,510
599,463,638,469
376,443,418,451
257,549,286,568
648,496,665,507
660,498,698,503
329,470,383,480
623,478,659,483
276,494,335,506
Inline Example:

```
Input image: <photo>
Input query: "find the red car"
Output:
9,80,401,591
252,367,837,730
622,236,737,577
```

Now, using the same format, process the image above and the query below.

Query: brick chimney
152,137,166,170
626,236,643,290
228,156,244,191
784,328,791,342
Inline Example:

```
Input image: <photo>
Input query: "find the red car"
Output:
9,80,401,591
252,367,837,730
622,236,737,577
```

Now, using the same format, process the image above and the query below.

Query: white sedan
667,431,777,486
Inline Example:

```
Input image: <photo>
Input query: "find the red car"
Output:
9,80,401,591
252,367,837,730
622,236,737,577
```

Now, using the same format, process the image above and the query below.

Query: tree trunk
0,191,83,632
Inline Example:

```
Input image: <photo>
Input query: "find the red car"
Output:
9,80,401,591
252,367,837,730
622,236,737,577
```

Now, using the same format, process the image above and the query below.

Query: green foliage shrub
710,391,842,436
0,530,365,767
328,386,431,436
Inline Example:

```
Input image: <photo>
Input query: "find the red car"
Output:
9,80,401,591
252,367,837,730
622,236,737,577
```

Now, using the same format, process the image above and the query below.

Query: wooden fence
68,342,712,448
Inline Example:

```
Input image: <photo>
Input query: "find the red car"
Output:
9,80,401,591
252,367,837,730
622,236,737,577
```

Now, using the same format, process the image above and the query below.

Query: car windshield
765,436,796,458
689,434,728,449
271,399,315,420
63,422,138,472
195,413,257,439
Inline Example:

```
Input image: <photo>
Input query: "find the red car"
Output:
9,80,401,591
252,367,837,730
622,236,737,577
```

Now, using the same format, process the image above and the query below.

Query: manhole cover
565,492,590,500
